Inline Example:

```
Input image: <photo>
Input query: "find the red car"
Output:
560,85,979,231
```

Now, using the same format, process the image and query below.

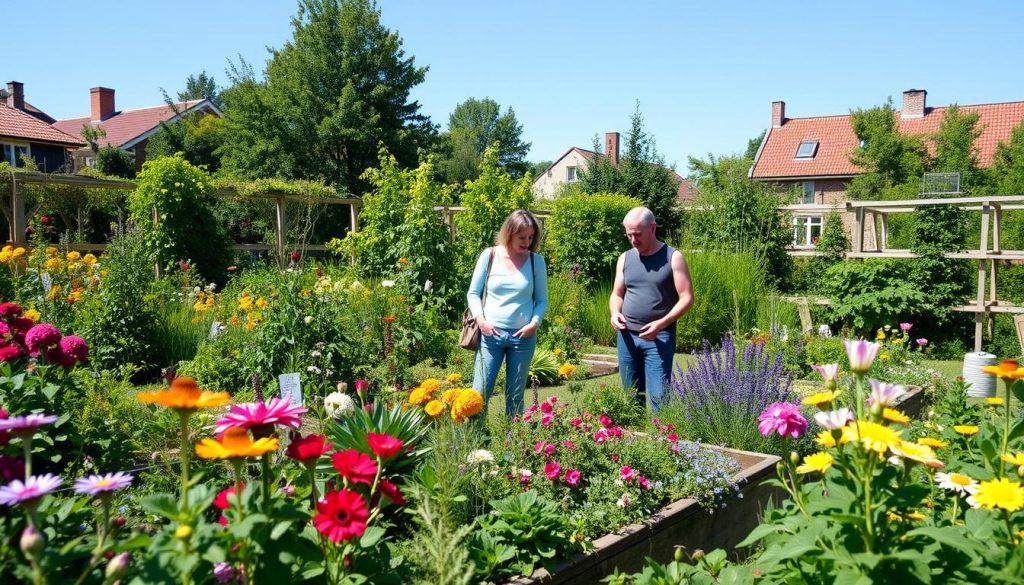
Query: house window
566,166,578,182
795,140,819,159
802,181,815,204
792,216,823,247
1,142,30,166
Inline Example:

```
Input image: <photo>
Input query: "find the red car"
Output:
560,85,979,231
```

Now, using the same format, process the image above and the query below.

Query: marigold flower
0,474,62,506
214,398,307,435
195,427,279,459
331,449,378,485
796,452,834,474
82,253,97,266
967,477,1024,512
802,390,841,409
285,434,333,465
757,402,808,438
137,377,230,412
420,378,442,394
408,387,430,406
451,389,484,422
842,421,902,454
882,408,911,425
367,433,404,459
446,373,462,384
314,489,369,543
424,400,445,417
73,472,133,496
558,363,576,378
953,425,980,436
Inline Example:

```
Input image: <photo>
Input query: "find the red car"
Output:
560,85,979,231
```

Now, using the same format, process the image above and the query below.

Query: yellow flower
918,437,949,449
842,421,903,454
228,315,241,326
195,427,279,459
558,363,576,378
44,246,57,257
255,298,269,310
446,373,463,384
815,429,846,448
420,378,443,395
175,525,192,540
796,452,834,474
968,477,1024,512
47,284,63,301
982,359,1021,379
953,425,980,436
82,253,97,266
12,247,25,258
890,441,943,468
238,294,254,311
0,250,11,263
66,251,81,263
887,511,903,522
451,389,484,422
442,388,461,406
137,377,231,412
44,258,62,272
905,511,926,521
876,329,886,341
0,245,10,253
424,400,445,417
1001,452,1024,469
409,387,431,406
882,408,911,424
802,390,841,409
553,348,562,357
891,337,905,345
23,308,40,322
986,397,1005,407
879,352,890,362
398,257,409,266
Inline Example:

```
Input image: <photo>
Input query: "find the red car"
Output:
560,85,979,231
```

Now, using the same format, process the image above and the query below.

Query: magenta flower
0,414,59,438
564,468,581,486
843,339,880,374
213,562,236,583
0,474,62,506
0,302,24,318
562,439,575,450
532,441,547,455
593,429,608,444
811,364,840,385
667,433,678,442
0,454,25,483
599,415,613,428
544,461,561,481
867,379,905,408
570,417,583,428
899,323,913,333
757,402,808,438
916,338,928,347
540,401,553,414
24,324,61,354
58,335,89,364
544,443,556,457
620,466,638,481
214,398,307,435
73,471,133,496
638,476,651,491
541,413,554,426
0,345,22,363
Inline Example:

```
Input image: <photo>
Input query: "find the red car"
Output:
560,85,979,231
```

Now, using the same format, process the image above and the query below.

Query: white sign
208,320,222,339
40,272,52,294
279,372,303,406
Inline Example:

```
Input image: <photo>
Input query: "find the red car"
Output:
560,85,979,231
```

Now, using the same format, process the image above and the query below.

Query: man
609,207,693,411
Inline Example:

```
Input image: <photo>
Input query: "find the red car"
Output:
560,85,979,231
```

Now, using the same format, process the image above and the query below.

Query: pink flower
610,453,620,462
522,412,533,423
811,363,839,384
518,469,532,485
0,345,21,363
609,426,623,438
666,433,678,442
899,323,913,333
638,476,651,491
215,398,307,435
532,441,546,455
620,466,638,481
24,324,61,353
813,408,855,431
843,339,880,374
564,468,581,486
73,472,133,496
354,379,369,397
541,413,554,426
540,401,553,414
916,338,928,347
0,414,59,438
0,474,62,506
58,335,89,364
544,461,561,480
0,302,23,318
599,415,613,428
544,443,556,457
562,439,575,450
570,417,583,428
593,429,608,444
867,379,905,408
526,404,539,415
670,444,681,454
757,402,808,438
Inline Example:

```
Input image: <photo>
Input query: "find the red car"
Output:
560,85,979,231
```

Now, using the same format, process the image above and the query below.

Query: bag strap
481,247,494,311
530,252,536,312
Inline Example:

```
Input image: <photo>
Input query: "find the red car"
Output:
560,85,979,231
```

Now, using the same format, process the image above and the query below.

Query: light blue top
467,247,548,330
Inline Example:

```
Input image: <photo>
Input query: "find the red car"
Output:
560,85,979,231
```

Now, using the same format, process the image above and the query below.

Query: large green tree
218,0,436,192
846,100,928,201
576,106,682,236
178,71,222,106
437,97,530,184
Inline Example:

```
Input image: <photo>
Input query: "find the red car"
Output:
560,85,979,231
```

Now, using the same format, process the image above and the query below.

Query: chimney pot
90,87,116,121
6,81,24,110
605,131,620,165
901,89,927,119
771,101,786,128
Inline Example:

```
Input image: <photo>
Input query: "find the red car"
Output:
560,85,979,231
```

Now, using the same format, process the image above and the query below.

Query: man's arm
637,250,693,340
609,253,628,330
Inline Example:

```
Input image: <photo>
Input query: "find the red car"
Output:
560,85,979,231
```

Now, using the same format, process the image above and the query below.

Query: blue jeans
617,329,676,412
473,328,537,416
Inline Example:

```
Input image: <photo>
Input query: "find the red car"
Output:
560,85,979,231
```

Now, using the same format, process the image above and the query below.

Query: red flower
214,484,244,510
564,468,581,486
0,303,23,319
314,489,369,543
0,454,24,483
367,433,404,459
286,434,333,465
289,250,302,264
377,479,406,506
599,415,613,428
544,461,561,481
354,379,369,395
0,345,22,363
331,449,378,485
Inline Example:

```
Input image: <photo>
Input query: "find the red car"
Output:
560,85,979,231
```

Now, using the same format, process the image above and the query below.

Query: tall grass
152,301,211,369
580,282,614,346
755,294,801,336
675,250,766,350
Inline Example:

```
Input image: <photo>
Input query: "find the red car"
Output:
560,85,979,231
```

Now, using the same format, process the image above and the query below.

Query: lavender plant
663,336,796,455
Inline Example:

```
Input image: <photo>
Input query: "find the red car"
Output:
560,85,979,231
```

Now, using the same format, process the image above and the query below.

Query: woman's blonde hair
496,209,542,251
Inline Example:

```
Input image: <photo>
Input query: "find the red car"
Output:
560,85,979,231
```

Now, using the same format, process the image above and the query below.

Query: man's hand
513,321,538,338
476,315,497,337
638,320,663,340
610,312,628,331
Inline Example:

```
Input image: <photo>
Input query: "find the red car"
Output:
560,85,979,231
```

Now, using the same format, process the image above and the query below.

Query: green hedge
544,192,642,287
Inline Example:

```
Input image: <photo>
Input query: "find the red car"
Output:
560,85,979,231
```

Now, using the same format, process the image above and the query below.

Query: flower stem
22,435,32,479
854,374,866,422
261,453,273,514
179,412,192,510
1000,379,1012,477
862,454,875,552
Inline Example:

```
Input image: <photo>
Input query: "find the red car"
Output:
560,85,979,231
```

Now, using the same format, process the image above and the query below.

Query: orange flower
982,360,1024,379
195,427,279,459
382,315,397,323
137,377,230,412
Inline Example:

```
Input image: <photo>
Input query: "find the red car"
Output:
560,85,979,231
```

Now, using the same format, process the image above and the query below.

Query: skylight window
795,140,819,159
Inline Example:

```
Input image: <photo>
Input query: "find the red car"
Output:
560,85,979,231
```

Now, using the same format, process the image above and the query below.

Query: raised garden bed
507,446,781,584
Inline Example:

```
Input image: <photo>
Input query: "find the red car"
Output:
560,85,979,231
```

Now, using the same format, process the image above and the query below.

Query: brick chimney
901,89,927,119
605,131,620,165
6,81,24,110
90,87,115,121
771,101,786,128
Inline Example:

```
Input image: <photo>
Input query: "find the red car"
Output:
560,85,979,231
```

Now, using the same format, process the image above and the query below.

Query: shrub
822,259,927,335
581,382,645,429
675,251,766,350
545,192,642,287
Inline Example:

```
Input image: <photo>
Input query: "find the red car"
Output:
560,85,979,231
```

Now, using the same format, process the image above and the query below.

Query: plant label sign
208,321,222,339
279,372,303,406
40,272,53,294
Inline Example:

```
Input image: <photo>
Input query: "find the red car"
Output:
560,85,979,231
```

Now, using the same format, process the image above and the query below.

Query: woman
466,209,548,416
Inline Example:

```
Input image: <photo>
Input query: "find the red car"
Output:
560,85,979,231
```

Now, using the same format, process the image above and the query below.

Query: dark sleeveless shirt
621,243,678,332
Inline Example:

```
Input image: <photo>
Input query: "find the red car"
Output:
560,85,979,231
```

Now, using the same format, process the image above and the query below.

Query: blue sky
6,1,1023,173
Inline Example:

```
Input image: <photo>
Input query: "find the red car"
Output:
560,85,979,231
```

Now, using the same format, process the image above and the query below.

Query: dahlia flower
214,398,307,435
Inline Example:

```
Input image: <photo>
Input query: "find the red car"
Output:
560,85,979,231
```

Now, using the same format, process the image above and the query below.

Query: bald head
624,207,656,228
623,207,659,254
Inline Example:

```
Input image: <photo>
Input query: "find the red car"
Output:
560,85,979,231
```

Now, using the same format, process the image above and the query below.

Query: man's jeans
617,328,675,412
473,328,537,417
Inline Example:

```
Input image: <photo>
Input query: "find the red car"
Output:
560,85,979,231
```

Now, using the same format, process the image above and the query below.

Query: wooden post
869,212,880,251
275,195,287,269
349,202,359,235
853,207,865,253
993,205,1002,253
1015,314,1024,354
797,299,813,335
974,203,991,351
879,213,889,251
11,175,26,245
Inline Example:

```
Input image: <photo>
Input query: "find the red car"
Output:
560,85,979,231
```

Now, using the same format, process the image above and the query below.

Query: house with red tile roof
52,87,221,173
749,89,1024,248
1,81,84,172
533,131,696,202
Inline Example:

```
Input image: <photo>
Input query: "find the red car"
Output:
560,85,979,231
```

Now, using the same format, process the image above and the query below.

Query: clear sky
6,0,1023,173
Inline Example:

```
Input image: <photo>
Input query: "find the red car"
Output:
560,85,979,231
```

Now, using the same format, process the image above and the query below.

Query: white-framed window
792,216,823,247
84,156,96,168
566,166,578,182
795,140,819,159
802,181,816,204
1,142,30,166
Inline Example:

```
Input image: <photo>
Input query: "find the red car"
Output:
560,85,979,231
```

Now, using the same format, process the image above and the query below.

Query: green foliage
988,121,1024,198
454,146,533,274
218,0,436,191
471,491,577,579
403,483,476,585
675,251,766,350
130,154,233,284
808,207,848,274
95,145,136,179
846,99,927,200
437,98,531,184
576,106,682,237
528,347,560,386
146,113,227,172
579,281,616,346
323,401,431,477
822,259,927,335
581,382,645,429
177,70,221,105
604,549,755,585
545,192,642,287
686,154,793,289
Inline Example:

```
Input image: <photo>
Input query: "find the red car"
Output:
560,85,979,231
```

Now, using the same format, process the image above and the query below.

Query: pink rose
544,461,561,481
564,468,581,486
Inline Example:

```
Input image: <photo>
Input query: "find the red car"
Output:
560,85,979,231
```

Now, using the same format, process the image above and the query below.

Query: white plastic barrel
962,351,998,398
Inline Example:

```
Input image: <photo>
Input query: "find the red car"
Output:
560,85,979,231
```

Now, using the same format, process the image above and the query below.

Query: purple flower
214,398,307,435
73,472,134,496
0,414,59,437
24,324,61,353
213,562,236,583
867,379,905,408
59,335,89,365
0,474,62,506
757,402,808,438
899,323,913,333
843,339,880,374
811,363,839,386
916,338,928,347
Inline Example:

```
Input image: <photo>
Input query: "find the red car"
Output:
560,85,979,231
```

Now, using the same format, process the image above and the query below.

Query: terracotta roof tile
53,100,205,148
751,101,1024,179
0,104,85,147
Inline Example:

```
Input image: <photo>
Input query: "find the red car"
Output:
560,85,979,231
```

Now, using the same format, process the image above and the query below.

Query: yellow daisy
842,421,903,454
802,391,841,409
967,477,1024,512
953,425,980,437
796,452,834,474
882,408,911,424
918,437,949,449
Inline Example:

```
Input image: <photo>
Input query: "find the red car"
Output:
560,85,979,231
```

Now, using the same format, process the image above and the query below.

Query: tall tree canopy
218,0,436,192
178,71,222,106
437,97,530,184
